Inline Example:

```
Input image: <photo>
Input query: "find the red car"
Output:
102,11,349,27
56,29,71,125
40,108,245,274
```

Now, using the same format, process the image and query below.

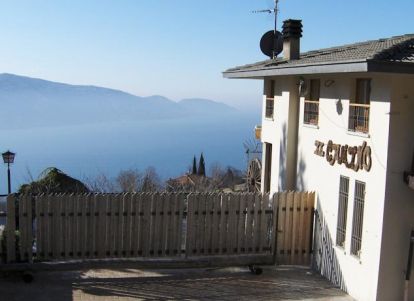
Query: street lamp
2,150,15,194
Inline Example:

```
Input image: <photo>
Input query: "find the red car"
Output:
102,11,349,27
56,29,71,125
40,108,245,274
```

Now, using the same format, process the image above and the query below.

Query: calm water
0,114,258,193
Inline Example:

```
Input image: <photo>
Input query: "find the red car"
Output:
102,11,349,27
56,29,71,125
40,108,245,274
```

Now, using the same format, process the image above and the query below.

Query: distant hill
0,73,238,129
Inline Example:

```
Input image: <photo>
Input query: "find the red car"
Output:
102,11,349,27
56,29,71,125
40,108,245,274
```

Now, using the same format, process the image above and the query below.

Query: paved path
0,266,354,301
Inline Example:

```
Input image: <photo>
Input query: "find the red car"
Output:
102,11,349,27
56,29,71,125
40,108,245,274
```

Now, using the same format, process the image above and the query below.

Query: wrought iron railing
265,98,274,119
348,103,370,133
304,100,319,125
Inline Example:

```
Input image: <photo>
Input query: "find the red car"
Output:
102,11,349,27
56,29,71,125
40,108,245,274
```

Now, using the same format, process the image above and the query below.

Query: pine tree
192,156,197,174
198,153,206,177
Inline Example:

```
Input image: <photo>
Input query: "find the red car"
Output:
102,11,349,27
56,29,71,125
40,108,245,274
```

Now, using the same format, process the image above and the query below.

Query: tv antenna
253,0,280,36
253,0,283,59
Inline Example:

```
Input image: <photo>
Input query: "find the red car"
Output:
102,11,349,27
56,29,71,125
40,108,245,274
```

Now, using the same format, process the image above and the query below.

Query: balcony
255,125,262,140
348,103,370,134
303,100,319,125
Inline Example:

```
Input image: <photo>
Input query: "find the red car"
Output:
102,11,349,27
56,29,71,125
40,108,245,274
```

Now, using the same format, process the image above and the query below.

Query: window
349,79,371,133
304,79,320,125
336,176,349,248
263,143,272,193
265,80,275,119
350,181,366,257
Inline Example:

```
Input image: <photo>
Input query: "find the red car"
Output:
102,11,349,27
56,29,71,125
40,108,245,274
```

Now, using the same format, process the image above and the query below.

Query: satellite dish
260,30,283,58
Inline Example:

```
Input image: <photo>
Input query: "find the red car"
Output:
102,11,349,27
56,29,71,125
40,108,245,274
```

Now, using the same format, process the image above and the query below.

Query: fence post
6,194,16,263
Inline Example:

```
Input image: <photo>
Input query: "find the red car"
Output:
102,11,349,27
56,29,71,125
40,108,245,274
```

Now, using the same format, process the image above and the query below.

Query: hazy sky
0,0,412,110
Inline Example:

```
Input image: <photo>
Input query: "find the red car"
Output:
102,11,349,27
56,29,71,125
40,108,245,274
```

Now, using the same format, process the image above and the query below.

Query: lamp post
2,150,15,194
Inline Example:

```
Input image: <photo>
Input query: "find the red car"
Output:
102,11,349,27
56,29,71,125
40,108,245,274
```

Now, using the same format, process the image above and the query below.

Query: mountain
0,73,238,129
0,73,260,193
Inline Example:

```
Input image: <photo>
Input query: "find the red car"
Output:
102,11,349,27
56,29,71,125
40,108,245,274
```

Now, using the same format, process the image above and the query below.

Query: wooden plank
252,193,261,253
304,192,315,265
259,193,270,254
90,194,98,258
270,193,279,262
133,193,142,256
142,193,152,257
45,194,53,260
161,193,171,257
83,194,92,259
35,195,43,261
219,194,228,255
6,194,16,263
167,193,176,256
19,194,27,261
107,194,116,257
55,195,63,259
116,193,124,258
291,192,300,264
176,193,184,257
244,193,254,254
65,194,72,260
157,193,167,257
97,194,106,258
80,193,88,259
276,192,286,264
185,193,193,257
41,194,49,260
204,193,213,255
26,194,33,262
228,193,239,254
51,194,59,260
123,193,132,257
151,193,160,257
74,194,82,259
115,194,123,258
284,192,294,264
237,193,247,254
211,193,220,255
197,193,206,256
297,192,306,265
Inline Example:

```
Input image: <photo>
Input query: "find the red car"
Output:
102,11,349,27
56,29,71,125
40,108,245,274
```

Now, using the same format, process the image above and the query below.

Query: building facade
224,20,414,301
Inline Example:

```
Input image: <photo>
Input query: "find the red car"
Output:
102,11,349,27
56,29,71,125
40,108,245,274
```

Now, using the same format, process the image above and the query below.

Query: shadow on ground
0,266,353,301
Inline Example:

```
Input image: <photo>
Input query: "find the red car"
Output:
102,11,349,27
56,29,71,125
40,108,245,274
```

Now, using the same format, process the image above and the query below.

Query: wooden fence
275,191,315,266
3,191,315,267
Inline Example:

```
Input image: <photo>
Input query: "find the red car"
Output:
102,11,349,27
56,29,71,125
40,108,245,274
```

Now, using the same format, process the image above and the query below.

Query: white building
224,20,414,301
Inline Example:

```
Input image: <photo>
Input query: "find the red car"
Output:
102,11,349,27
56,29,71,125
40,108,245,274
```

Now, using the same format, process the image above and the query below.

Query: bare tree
116,169,142,192
141,166,162,192
84,172,116,193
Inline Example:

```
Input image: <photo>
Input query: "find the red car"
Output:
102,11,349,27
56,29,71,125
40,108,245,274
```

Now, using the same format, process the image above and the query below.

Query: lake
0,114,259,193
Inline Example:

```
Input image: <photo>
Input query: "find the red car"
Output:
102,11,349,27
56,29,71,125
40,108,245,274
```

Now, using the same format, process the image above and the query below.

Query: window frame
350,180,366,257
336,176,350,248
303,79,320,126
348,78,371,134
265,80,275,119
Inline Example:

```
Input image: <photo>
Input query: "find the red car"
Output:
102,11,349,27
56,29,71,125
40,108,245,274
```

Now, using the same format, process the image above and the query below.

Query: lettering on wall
314,140,372,172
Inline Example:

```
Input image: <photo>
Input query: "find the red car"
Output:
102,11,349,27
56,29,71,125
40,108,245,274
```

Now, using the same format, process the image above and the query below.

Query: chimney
282,19,303,60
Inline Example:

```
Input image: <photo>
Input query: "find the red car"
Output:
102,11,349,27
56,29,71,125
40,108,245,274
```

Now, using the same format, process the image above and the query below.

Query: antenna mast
253,0,281,59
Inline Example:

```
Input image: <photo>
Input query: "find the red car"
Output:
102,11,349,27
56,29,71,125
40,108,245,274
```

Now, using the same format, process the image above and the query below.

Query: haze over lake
0,74,260,193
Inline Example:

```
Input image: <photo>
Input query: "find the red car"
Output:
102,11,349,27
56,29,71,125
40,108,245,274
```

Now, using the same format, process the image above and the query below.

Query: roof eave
223,60,414,79
223,60,369,79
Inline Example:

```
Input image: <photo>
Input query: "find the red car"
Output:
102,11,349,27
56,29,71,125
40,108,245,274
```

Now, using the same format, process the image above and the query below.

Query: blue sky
0,0,412,110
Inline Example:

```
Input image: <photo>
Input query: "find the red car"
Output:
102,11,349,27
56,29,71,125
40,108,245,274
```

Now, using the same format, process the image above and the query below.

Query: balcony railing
265,98,274,119
348,103,370,133
303,100,319,125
